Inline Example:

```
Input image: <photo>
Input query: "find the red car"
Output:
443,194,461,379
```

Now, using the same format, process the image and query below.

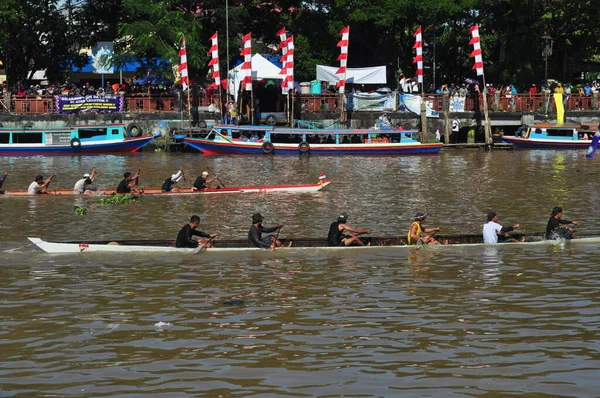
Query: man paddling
483,212,523,243
546,206,579,239
408,212,443,245
175,215,216,248
28,174,55,195
162,167,185,193
117,168,141,194
73,168,98,194
248,213,290,249
327,212,371,246
192,171,217,191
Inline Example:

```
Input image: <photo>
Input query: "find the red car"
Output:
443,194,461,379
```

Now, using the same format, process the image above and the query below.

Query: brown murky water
1,150,599,396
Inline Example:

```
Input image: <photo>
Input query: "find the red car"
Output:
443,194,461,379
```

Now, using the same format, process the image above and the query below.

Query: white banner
400,94,439,118
449,95,466,112
316,65,387,84
349,91,394,111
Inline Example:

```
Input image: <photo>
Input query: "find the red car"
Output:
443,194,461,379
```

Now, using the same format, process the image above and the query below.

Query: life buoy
265,115,277,126
126,123,142,137
261,142,274,154
70,138,81,148
299,141,310,154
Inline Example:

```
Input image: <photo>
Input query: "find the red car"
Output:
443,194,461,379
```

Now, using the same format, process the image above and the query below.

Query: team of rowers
175,207,580,250
13,167,220,195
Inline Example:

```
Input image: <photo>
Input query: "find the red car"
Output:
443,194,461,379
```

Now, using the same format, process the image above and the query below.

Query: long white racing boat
3,180,332,197
27,234,600,254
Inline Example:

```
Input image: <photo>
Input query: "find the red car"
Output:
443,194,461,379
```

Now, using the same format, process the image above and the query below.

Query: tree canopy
0,0,598,90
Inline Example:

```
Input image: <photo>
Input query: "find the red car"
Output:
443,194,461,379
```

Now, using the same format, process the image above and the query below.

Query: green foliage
100,193,139,205
74,206,87,216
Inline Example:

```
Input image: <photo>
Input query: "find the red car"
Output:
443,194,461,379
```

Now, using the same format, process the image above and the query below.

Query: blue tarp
72,56,170,73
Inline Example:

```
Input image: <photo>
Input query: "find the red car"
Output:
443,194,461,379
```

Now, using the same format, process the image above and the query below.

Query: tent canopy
316,65,387,84
228,53,283,100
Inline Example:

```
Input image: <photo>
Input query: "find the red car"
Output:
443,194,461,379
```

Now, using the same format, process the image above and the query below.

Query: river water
1,150,599,396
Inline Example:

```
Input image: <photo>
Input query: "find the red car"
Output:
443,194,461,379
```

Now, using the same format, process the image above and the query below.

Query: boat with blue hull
0,124,157,155
501,123,596,149
184,125,442,155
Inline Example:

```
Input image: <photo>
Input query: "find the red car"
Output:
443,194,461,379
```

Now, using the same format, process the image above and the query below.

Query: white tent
316,65,387,84
228,54,282,100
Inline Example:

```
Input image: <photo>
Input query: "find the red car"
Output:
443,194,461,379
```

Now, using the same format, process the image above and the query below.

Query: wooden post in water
420,99,428,143
481,76,492,148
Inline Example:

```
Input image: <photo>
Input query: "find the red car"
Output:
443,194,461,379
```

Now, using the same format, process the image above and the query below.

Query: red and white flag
240,33,252,91
412,26,423,84
178,36,188,90
277,27,290,93
336,26,349,94
281,36,294,91
208,32,220,88
469,25,484,76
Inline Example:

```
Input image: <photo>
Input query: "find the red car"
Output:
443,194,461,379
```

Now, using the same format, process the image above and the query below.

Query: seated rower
327,212,372,246
0,171,8,194
483,212,523,243
408,212,443,245
175,215,216,248
162,167,185,193
248,213,291,249
28,174,55,195
116,168,141,194
546,206,579,240
73,168,98,194
192,171,217,191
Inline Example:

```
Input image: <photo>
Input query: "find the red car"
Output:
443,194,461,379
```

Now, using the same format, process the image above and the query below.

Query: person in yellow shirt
408,212,443,245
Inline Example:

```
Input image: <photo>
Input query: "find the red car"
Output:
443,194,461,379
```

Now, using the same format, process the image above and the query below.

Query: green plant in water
99,193,139,205
74,205,87,215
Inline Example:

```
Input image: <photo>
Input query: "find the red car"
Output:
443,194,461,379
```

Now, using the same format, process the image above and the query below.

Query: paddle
270,225,283,252
207,166,225,188
194,236,215,254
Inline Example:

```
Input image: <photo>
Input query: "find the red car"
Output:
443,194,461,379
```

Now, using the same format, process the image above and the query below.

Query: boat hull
28,234,600,254
3,181,332,197
184,138,442,155
0,135,157,156
501,136,590,149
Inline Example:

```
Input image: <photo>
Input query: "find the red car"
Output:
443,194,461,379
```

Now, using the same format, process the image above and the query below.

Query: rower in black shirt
117,168,141,194
327,212,371,246
192,171,217,191
546,206,579,239
248,213,290,249
161,167,185,192
175,215,216,248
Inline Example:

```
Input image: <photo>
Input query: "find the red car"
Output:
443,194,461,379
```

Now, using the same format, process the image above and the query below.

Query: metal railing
0,93,597,115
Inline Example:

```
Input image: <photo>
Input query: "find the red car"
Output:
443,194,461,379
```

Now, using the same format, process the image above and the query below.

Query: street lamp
541,33,553,88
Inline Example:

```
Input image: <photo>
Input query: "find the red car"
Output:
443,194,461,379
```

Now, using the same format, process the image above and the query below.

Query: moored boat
2,180,332,197
27,233,600,254
184,125,443,155
0,124,157,155
501,123,596,149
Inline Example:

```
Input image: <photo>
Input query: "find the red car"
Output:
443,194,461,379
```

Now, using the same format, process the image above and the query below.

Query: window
546,129,574,137
78,128,107,140
13,133,43,143
0,133,9,144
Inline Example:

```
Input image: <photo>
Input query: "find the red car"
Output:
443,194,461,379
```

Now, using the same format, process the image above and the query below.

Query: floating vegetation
99,193,139,205
73,206,87,216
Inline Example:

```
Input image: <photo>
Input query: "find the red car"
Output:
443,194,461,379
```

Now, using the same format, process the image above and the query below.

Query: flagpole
481,73,492,147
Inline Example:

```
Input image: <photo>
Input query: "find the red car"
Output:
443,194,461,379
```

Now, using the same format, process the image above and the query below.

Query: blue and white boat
184,125,442,155
0,124,157,155
501,123,596,149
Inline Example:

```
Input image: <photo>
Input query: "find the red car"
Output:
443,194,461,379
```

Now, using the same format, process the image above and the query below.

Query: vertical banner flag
208,32,220,89
553,93,565,125
412,26,423,84
336,26,349,94
277,27,289,93
240,33,252,91
585,125,600,159
469,25,484,76
283,36,294,91
178,36,188,90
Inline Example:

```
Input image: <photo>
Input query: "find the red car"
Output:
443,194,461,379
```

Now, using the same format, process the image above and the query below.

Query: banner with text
55,95,125,113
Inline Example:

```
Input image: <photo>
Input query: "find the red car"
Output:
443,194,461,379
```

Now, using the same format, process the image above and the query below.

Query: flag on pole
282,36,294,91
336,26,349,94
277,27,289,94
208,32,220,89
469,25,484,76
413,26,423,84
178,36,188,90
240,33,252,91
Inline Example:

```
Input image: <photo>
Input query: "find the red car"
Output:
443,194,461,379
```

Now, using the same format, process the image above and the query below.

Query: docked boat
184,125,443,155
27,234,600,254
501,123,597,149
2,180,332,197
0,124,157,155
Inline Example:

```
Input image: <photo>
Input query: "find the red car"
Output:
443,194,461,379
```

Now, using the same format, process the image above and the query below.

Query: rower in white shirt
482,212,523,243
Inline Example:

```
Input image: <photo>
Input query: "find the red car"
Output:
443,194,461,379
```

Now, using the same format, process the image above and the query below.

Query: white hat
202,171,209,176
171,173,179,181
83,173,90,178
